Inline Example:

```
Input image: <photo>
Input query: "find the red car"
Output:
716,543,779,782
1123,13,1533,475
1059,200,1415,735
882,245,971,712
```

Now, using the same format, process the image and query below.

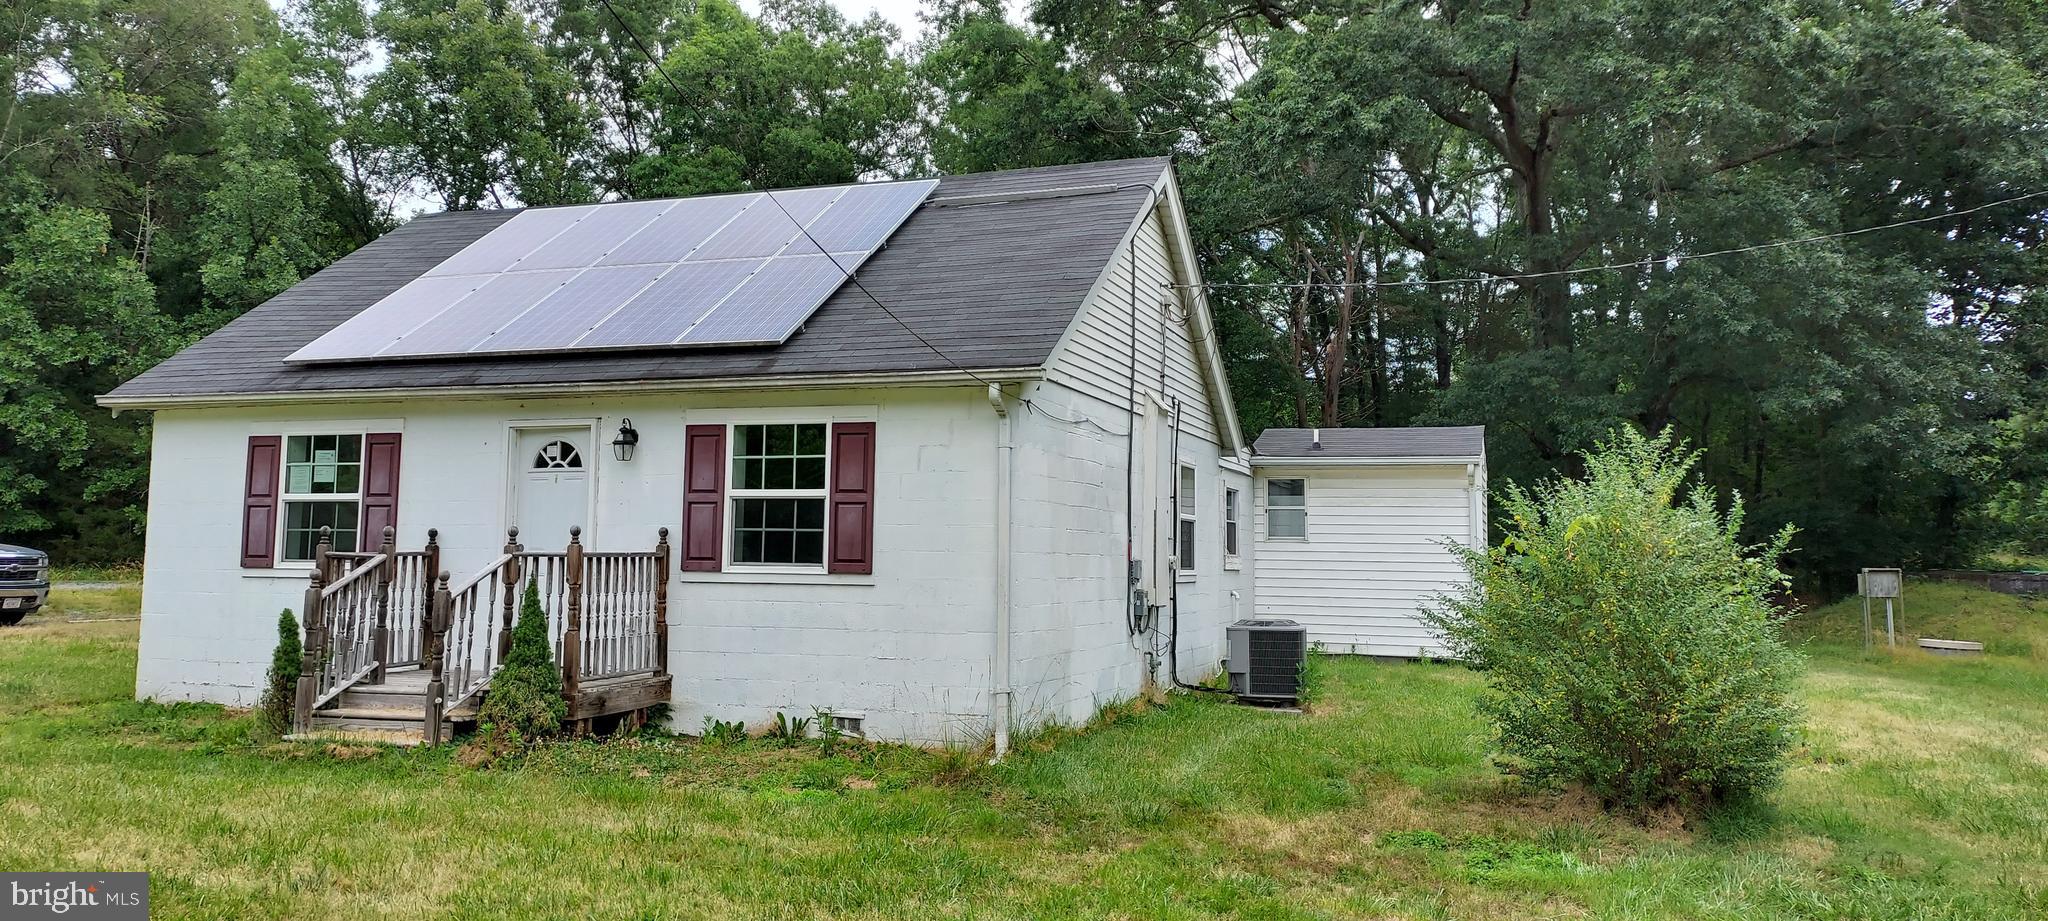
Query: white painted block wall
1251,464,1479,657
137,386,1002,744
1018,200,1254,726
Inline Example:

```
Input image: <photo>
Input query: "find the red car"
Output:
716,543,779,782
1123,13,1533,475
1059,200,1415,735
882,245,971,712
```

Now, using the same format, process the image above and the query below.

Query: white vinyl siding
1252,464,1478,658
1042,210,1218,443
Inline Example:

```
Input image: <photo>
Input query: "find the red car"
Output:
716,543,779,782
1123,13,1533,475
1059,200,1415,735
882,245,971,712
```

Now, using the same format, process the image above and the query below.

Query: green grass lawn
0,583,2042,920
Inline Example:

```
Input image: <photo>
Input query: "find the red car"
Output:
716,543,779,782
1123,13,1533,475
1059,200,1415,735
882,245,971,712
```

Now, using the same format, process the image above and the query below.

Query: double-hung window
1224,487,1241,559
1176,463,1197,576
281,433,363,560
1266,478,1307,539
729,423,829,568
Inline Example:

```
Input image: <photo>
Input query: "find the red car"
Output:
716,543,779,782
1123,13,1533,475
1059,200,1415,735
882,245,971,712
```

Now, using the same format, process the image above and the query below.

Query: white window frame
1223,486,1241,565
1176,462,1197,580
1266,477,1308,541
723,420,832,574
278,431,366,565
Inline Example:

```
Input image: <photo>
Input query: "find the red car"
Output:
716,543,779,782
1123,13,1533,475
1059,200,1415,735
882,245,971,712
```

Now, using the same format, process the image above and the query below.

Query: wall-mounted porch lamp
611,418,639,462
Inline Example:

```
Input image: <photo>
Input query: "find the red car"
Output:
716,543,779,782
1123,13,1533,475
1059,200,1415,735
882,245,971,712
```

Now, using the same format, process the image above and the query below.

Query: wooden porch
291,525,672,744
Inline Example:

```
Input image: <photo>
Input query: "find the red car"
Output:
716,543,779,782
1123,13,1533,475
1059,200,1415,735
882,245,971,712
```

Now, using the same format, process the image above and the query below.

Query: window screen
1267,478,1306,539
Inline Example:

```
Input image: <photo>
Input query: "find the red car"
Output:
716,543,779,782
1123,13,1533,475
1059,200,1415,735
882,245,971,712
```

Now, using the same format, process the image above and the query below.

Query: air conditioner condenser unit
1225,618,1309,705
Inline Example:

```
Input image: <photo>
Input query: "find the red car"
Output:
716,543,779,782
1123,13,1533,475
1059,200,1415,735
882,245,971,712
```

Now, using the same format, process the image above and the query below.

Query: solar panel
510,200,674,271
379,270,577,357
596,194,754,267
801,182,940,253
285,178,937,363
680,255,851,345
287,275,490,361
477,264,668,353
425,206,596,277
686,187,842,262
575,260,763,347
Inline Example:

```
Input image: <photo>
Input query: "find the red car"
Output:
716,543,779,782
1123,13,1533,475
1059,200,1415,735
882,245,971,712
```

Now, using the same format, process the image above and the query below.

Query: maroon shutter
240,435,283,568
681,424,726,572
360,433,402,545
828,422,876,574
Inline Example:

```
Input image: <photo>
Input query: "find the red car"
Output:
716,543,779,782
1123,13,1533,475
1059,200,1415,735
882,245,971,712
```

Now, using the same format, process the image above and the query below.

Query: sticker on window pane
314,449,337,466
288,466,314,494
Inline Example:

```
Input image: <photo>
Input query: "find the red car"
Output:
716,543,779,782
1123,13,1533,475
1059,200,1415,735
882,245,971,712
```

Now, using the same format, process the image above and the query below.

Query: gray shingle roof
105,158,1172,403
1253,426,1486,460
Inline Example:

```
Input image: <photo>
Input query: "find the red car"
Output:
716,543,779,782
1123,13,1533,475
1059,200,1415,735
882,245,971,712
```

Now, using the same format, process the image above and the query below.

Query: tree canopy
2,0,2041,586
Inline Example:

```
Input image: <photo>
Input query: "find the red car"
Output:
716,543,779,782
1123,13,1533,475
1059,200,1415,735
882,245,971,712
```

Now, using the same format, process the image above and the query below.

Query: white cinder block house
100,158,1264,747
1251,427,1487,657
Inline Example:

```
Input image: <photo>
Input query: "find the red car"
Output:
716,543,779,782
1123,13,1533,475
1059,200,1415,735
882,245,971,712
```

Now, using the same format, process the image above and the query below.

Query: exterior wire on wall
1126,184,1160,640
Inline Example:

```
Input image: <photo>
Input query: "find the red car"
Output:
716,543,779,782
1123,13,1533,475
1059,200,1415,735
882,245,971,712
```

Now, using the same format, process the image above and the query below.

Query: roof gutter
96,367,1046,412
1250,455,1485,467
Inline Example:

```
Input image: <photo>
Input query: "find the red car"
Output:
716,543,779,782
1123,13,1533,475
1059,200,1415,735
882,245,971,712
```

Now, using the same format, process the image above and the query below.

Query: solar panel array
286,179,938,364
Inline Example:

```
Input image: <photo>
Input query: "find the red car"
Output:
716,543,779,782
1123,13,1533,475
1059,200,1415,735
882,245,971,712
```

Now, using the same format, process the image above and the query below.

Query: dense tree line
3,0,2042,588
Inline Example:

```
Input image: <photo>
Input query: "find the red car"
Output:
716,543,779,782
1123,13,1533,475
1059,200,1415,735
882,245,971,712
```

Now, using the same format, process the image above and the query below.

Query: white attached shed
1250,427,1486,657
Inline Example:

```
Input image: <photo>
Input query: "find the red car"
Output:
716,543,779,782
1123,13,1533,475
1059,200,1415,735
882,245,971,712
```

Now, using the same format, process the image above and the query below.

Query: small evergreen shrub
1427,428,1803,813
257,608,301,736
476,578,566,743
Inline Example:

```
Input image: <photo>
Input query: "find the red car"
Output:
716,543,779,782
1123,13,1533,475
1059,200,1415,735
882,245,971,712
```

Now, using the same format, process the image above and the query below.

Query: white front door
511,428,591,550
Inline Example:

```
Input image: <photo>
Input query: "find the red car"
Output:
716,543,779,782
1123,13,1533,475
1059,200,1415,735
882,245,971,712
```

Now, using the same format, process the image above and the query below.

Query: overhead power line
1178,188,2048,291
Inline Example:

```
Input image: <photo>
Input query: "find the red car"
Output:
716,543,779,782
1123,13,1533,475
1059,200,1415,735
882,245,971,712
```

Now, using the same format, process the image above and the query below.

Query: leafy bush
476,578,565,743
701,717,748,745
1427,428,1803,813
257,608,300,736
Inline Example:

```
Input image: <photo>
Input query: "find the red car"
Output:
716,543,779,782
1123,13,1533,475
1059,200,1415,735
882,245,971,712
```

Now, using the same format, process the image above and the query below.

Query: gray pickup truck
0,543,50,625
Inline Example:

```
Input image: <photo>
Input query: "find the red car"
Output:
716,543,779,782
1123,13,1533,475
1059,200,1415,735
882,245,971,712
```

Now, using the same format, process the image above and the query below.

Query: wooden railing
435,548,518,714
290,528,439,733
421,526,670,731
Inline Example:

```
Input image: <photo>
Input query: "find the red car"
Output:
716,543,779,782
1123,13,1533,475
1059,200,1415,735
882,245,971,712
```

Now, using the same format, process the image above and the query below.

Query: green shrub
1427,428,1803,814
257,608,300,736
476,578,565,743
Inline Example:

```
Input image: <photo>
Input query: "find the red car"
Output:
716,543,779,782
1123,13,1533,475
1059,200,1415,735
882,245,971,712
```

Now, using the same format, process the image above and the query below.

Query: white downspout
1465,463,1482,549
988,383,1014,759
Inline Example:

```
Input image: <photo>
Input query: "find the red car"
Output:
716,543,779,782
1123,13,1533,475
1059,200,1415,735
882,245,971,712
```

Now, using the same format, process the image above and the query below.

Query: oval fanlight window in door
533,440,584,470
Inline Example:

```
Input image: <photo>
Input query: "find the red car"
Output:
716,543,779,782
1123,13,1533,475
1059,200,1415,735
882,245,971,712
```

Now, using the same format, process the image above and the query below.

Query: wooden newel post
497,526,522,662
562,526,585,708
654,527,671,674
292,527,333,734
423,571,451,745
421,528,440,661
371,525,396,683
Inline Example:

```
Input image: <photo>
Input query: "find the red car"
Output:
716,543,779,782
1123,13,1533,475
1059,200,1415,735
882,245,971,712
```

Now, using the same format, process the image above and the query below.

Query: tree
919,2,1163,175
1428,429,1802,813
0,197,166,541
369,0,601,209
193,41,354,319
258,608,303,736
629,0,920,196
475,578,566,743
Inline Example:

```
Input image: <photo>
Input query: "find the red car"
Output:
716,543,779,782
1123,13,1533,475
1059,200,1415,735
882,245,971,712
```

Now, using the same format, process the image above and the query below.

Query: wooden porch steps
305,668,468,743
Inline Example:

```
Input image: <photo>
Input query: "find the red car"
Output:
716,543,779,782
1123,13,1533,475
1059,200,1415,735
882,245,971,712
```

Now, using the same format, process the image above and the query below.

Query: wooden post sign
1859,567,1904,651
